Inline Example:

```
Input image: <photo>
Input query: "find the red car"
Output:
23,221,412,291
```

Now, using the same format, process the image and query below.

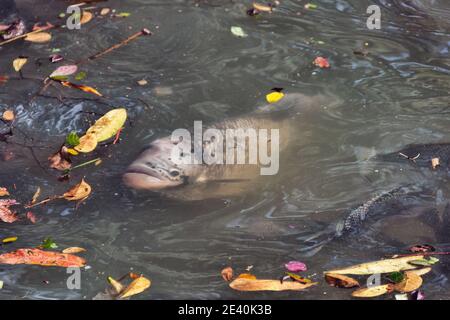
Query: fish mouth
123,164,181,191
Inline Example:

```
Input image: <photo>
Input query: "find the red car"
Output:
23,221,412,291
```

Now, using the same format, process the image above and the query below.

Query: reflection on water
0,0,449,299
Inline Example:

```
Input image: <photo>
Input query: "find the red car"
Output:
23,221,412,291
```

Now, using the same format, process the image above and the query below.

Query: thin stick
77,28,152,64
24,195,61,209
64,157,101,173
0,24,55,46
391,252,450,258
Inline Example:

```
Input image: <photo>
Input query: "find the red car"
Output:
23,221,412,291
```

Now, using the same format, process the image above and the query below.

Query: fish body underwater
123,93,336,200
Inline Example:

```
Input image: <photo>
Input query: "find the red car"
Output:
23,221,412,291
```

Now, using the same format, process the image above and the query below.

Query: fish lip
123,164,181,190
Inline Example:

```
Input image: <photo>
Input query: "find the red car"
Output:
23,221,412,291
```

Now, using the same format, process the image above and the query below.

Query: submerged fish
123,93,338,200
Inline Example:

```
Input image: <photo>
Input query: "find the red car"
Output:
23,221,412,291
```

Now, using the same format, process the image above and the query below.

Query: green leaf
50,75,69,81
116,12,130,17
75,71,87,81
428,257,439,264
388,271,404,283
42,237,58,249
66,131,80,147
230,26,248,38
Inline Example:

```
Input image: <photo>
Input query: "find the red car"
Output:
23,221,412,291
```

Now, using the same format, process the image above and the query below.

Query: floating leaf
313,56,330,68
66,131,80,147
86,108,127,142
118,276,151,299
74,134,98,153
48,147,72,171
230,278,317,292
100,8,111,16
107,276,124,295
405,267,431,277
49,54,64,63
352,284,393,298
253,3,272,12
230,26,248,38
395,293,408,300
408,258,437,267
75,71,87,81
25,32,52,43
80,11,93,25
2,110,15,122
62,178,92,201
2,236,18,244
388,272,404,284
0,188,9,197
41,237,58,249
116,12,131,18
286,272,312,284
394,272,423,293
49,65,78,78
325,255,424,275
324,273,359,288
0,248,85,267
304,3,318,9
285,261,307,272
0,199,19,223
26,211,37,224
431,157,439,169
221,267,233,282
137,79,147,86
237,273,257,280
266,91,284,103
62,247,86,254
12,57,27,72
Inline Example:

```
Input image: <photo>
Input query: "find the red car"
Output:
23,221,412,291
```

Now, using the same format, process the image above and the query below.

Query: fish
123,92,339,200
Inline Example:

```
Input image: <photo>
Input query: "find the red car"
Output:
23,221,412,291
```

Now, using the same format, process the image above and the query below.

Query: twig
77,28,152,65
24,195,61,209
64,157,101,174
391,251,450,258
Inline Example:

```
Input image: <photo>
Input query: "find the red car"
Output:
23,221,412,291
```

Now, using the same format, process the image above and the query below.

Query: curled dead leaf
80,11,93,24
118,276,151,299
221,267,233,282
48,147,72,171
63,178,92,201
325,273,360,288
230,278,317,292
13,57,27,72
107,276,124,295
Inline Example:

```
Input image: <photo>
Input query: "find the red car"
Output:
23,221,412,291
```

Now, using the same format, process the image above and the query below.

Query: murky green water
1,0,450,299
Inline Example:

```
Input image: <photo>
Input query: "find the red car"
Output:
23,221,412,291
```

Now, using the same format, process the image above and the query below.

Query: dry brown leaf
48,147,71,171
0,199,18,223
431,157,440,170
80,11,93,24
60,81,102,97
230,278,317,292
25,32,52,43
394,272,423,293
352,284,394,298
26,211,37,223
62,247,86,254
221,267,233,282
325,255,424,275
63,178,92,201
2,110,15,122
325,273,360,288
0,188,9,197
118,276,151,299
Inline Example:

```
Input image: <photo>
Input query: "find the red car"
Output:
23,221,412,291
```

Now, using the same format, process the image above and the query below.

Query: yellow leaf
266,91,284,103
324,255,424,275
2,110,15,122
13,57,27,72
100,8,111,16
107,276,124,295
229,278,317,292
253,2,273,12
394,272,423,293
80,11,93,24
2,236,18,244
86,108,127,142
352,284,393,298
66,148,79,156
118,276,151,299
237,273,257,280
63,178,92,201
324,273,360,288
31,187,41,204
62,247,86,254
74,134,98,153
405,267,431,276
0,187,9,197
25,32,52,43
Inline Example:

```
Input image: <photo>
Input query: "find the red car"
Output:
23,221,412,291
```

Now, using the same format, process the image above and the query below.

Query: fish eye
169,169,180,177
